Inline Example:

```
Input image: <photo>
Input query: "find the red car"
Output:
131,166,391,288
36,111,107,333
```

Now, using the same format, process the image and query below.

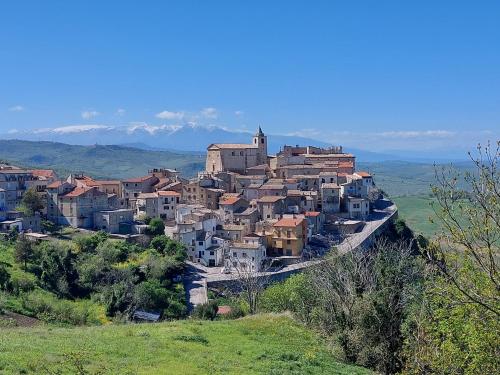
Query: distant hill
0,140,205,179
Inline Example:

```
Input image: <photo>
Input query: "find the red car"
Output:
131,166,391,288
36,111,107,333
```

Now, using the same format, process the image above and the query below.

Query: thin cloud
235,110,244,116
8,105,24,112
155,110,185,120
81,110,100,119
201,107,218,119
116,108,126,116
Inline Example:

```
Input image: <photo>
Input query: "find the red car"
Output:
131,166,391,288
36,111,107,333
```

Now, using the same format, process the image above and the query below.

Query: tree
430,141,499,316
146,218,165,236
231,258,270,314
18,187,44,216
14,235,34,269
0,263,11,290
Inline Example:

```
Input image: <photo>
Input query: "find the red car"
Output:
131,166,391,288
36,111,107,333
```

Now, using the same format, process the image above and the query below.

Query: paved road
183,263,208,310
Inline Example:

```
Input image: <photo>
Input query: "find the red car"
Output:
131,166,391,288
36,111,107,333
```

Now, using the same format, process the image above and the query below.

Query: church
205,127,268,174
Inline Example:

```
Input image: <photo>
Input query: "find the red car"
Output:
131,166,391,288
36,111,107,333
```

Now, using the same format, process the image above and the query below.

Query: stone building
205,127,268,174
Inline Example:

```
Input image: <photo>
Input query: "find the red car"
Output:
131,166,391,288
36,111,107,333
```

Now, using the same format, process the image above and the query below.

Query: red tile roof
62,187,106,198
123,175,157,183
158,190,181,197
31,169,56,178
257,196,284,203
47,181,64,189
219,196,242,205
273,217,304,227
304,211,321,217
61,187,92,197
355,171,372,178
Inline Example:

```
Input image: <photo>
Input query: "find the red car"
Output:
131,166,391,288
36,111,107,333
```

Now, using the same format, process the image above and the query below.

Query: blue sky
0,1,498,155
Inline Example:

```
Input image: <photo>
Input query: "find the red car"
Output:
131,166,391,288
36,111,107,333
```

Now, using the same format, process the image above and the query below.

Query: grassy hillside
392,195,440,237
0,314,371,375
0,140,205,179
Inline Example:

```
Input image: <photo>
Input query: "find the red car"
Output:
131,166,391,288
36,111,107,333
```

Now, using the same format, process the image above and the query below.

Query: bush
9,272,36,295
192,300,219,320
21,290,105,325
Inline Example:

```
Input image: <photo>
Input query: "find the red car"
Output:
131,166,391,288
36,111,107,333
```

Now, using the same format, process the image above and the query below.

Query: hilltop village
0,128,381,272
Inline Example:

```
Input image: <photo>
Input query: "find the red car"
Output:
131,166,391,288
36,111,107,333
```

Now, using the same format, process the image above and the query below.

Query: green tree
0,263,11,290
14,235,34,269
403,142,500,374
18,187,44,216
146,218,165,236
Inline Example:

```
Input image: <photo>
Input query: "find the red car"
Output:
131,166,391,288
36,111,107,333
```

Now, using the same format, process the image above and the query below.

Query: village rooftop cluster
0,128,379,272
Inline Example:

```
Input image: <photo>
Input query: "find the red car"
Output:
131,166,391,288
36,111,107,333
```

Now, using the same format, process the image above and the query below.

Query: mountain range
1,124,402,162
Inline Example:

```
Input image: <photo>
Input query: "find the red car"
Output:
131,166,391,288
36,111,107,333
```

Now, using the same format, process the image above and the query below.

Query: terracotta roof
219,196,242,205
217,305,232,315
31,169,56,178
273,217,305,227
123,175,157,183
62,187,105,198
260,184,285,190
158,190,180,197
47,181,64,189
257,196,284,203
355,171,372,178
305,211,321,217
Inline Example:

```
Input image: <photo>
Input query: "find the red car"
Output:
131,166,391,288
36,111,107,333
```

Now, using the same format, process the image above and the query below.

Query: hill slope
0,313,371,374
0,140,205,179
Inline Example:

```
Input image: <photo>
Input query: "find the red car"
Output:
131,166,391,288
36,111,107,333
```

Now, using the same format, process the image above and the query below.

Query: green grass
392,195,441,238
0,314,371,375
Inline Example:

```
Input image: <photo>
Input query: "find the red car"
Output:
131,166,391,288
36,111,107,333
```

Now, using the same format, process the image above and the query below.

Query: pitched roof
219,196,243,205
355,171,372,178
31,169,56,178
47,181,64,189
273,217,305,227
123,175,158,183
304,211,321,217
157,190,181,197
208,143,256,150
62,187,105,198
257,196,284,203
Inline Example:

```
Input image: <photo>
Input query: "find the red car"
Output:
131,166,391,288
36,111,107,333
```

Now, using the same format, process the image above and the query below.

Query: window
198,241,203,246
233,252,237,257
287,240,291,244
231,151,235,156
210,251,214,256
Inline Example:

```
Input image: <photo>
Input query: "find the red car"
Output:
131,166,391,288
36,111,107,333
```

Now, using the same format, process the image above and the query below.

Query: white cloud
377,130,455,138
201,107,218,119
235,110,244,116
81,110,100,119
155,110,185,120
8,105,24,112
116,108,126,116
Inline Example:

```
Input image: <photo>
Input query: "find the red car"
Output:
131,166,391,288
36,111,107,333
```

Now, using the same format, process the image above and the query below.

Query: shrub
192,300,219,320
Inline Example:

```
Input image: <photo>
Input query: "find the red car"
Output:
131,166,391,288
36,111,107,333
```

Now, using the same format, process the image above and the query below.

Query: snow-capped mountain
0,123,399,161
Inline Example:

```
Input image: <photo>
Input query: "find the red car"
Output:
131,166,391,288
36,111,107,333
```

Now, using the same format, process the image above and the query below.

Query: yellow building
272,216,308,257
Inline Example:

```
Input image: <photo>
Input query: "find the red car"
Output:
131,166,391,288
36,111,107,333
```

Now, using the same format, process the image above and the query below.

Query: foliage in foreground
0,232,188,324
